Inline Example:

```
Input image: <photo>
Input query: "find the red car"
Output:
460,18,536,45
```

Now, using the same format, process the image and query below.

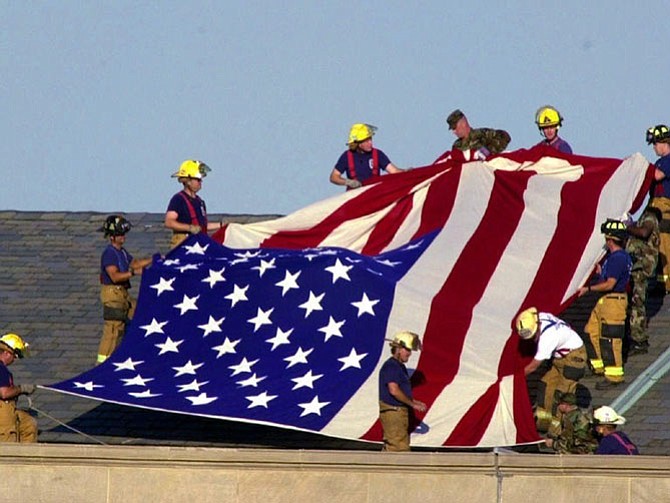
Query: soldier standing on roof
98,215,152,364
577,220,632,390
625,205,660,355
446,109,511,160
330,124,405,190
647,125,670,293
0,333,37,442
533,105,573,154
378,331,426,452
515,308,587,433
165,160,226,249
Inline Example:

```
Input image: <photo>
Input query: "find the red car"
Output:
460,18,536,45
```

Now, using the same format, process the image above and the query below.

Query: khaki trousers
99,285,136,363
379,401,410,452
585,294,627,383
0,400,37,443
651,197,670,289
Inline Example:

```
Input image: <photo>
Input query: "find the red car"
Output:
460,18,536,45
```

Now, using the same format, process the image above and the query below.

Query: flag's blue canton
48,234,433,432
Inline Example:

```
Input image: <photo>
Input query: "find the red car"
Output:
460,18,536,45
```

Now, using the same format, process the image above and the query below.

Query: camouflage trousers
379,401,410,452
629,270,651,345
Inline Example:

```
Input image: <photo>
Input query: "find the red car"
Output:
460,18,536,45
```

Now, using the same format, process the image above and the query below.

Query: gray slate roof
1,211,669,454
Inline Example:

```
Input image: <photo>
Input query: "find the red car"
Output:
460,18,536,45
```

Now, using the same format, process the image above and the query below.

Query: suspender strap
347,149,379,181
177,191,207,232
610,432,636,454
372,148,379,176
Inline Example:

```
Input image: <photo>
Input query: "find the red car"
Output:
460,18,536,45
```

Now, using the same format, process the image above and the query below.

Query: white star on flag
376,258,401,267
173,360,204,377
174,294,200,315
198,316,224,337
351,293,379,317
121,374,154,387
298,395,330,417
163,258,180,266
129,389,162,398
236,373,267,388
338,347,368,370
150,277,175,296
299,291,325,318
265,327,293,350
291,370,323,390
318,316,345,342
246,391,278,409
228,357,259,376
177,263,200,273
186,393,218,405
177,379,209,392
211,337,240,358
247,307,274,332
201,267,226,288
325,258,353,283
74,381,104,391
112,358,144,372
155,337,183,355
140,318,168,337
252,258,276,277
275,270,301,296
184,241,209,255
225,284,249,307
284,347,313,368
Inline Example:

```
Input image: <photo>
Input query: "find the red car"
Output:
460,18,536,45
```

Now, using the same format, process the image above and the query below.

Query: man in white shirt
516,307,587,433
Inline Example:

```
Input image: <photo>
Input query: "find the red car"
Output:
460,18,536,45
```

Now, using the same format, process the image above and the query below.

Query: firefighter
593,406,639,455
330,124,404,190
533,105,573,154
648,125,670,292
165,160,226,249
98,215,152,364
378,330,426,451
515,308,586,432
578,220,632,390
0,333,37,442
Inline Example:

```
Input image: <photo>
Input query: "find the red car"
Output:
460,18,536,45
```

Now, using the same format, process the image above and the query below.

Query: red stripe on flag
361,196,414,255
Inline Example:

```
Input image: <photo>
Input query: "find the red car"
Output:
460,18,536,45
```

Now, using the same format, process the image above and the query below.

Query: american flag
46,146,653,448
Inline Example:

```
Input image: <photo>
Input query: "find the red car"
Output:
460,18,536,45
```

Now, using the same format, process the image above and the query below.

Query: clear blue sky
3,1,667,215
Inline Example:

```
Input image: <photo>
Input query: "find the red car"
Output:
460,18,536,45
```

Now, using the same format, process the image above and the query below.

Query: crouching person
378,331,426,452
0,333,37,442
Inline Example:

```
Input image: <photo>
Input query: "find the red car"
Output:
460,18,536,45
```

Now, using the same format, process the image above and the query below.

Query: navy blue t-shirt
0,363,13,388
100,244,133,286
600,249,632,293
167,191,208,228
596,431,639,455
379,356,412,407
652,154,670,197
334,149,392,182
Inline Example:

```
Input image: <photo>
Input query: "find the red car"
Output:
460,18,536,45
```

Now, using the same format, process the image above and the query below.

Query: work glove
345,179,362,189
474,147,491,161
188,224,202,234
20,384,36,395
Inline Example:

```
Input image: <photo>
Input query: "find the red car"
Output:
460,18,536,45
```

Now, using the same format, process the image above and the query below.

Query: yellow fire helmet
347,123,377,145
516,307,539,340
171,159,211,180
388,330,422,351
534,105,563,129
0,333,30,358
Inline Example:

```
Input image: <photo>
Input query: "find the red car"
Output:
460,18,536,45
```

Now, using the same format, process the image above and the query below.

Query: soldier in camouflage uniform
446,109,511,159
545,392,597,454
625,206,661,355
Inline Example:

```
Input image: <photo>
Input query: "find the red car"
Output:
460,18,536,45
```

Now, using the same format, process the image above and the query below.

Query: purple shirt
535,136,573,154
596,431,639,455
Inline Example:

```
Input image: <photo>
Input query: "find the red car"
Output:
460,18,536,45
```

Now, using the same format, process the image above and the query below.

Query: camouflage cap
446,109,465,129
558,392,577,405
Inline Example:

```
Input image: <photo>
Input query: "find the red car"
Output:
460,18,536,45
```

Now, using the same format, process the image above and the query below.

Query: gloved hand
188,224,202,234
474,147,491,161
345,179,362,189
20,384,36,395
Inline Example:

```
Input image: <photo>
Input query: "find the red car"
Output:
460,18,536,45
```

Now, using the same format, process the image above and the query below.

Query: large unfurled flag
45,147,653,448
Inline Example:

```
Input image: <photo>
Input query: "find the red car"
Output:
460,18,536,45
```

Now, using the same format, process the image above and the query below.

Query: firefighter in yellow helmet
98,215,152,364
533,105,573,154
0,333,37,442
577,220,632,390
165,160,226,249
330,124,405,190
515,307,587,433
647,125,670,292
378,330,426,451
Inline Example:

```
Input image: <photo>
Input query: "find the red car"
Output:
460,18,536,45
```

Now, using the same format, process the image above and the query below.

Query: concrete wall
1,444,669,503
